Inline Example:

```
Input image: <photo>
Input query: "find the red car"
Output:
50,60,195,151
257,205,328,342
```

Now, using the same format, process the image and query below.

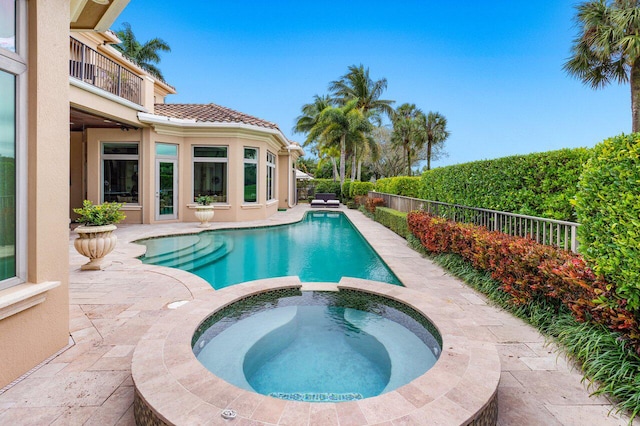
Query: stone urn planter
72,200,125,271
192,195,215,228
74,224,118,270
193,205,215,228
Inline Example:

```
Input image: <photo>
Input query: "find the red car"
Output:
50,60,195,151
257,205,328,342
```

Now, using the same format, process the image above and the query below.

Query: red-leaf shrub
365,197,385,213
407,211,640,354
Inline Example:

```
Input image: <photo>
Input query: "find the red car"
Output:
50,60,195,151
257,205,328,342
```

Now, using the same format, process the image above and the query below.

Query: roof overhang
70,0,131,32
138,112,303,155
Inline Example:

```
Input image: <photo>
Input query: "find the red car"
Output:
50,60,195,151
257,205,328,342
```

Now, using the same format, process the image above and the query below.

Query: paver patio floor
0,205,636,425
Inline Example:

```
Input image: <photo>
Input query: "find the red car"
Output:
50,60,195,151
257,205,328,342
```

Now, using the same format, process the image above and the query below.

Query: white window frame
243,147,259,204
266,151,276,202
101,142,140,204
0,0,28,290
192,145,228,203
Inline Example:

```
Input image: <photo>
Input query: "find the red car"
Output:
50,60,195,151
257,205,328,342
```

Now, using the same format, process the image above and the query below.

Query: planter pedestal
74,224,118,270
192,205,215,228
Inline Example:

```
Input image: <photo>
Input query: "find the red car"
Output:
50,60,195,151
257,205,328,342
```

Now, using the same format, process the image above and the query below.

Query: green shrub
351,181,374,197
311,179,342,196
341,179,352,200
374,176,422,198
73,200,126,226
374,207,409,238
575,133,640,311
418,148,590,221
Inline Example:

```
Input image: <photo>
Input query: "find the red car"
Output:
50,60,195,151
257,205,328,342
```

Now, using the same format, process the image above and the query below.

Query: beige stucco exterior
0,0,71,388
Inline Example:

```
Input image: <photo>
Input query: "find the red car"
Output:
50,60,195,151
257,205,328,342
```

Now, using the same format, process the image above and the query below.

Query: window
0,0,25,289
0,0,16,53
266,151,276,201
102,143,139,204
193,146,227,203
244,148,258,203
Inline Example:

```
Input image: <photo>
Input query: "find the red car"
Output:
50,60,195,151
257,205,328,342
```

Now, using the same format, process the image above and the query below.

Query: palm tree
421,112,450,170
564,0,640,131
391,103,424,175
113,22,171,81
306,100,373,187
329,64,395,124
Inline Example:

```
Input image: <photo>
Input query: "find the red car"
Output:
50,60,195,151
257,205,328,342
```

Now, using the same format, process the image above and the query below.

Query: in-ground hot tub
192,288,442,402
132,278,500,425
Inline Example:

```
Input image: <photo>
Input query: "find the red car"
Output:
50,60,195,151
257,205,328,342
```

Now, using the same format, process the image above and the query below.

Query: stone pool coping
132,277,500,425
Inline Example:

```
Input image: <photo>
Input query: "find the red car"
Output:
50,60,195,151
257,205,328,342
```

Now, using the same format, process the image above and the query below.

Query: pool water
192,290,441,401
138,212,401,289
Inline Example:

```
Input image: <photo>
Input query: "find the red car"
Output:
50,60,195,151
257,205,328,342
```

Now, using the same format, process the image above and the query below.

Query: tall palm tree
564,0,640,131
113,22,171,81
391,103,424,176
420,112,450,170
306,100,372,187
329,64,395,124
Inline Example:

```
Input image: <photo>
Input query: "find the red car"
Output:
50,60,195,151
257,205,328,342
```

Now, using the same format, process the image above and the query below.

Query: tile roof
153,103,279,130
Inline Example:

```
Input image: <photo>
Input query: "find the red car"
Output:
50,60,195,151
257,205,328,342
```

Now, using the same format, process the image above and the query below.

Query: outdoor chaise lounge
311,193,340,208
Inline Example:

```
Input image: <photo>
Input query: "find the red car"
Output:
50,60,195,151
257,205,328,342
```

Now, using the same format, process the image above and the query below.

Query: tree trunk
427,139,432,171
331,157,338,182
406,143,412,176
357,159,362,181
339,135,346,188
351,145,357,181
632,60,640,133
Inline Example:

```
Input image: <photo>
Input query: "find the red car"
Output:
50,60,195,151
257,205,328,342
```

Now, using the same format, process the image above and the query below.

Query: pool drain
221,409,237,420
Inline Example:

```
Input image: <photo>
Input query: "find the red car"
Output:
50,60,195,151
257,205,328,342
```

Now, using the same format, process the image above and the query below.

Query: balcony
70,37,142,106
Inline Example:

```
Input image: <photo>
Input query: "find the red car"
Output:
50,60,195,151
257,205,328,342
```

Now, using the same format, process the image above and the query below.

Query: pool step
141,235,210,263
142,234,233,271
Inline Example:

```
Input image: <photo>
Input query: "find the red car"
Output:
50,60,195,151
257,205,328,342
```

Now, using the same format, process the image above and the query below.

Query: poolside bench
311,193,340,208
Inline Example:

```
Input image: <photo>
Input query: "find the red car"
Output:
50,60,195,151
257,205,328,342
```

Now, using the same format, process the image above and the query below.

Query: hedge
407,211,640,355
575,133,640,312
374,149,590,221
374,207,409,238
351,181,374,198
374,176,422,198
310,179,342,196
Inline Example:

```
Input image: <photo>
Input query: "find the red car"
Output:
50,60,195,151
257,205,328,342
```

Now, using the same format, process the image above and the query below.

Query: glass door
155,143,178,220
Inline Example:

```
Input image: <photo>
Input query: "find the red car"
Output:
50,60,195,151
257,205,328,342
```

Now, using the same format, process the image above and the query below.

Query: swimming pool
137,211,401,289
192,288,441,401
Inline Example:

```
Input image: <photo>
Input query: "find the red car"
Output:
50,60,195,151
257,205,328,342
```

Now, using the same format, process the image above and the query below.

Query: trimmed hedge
341,179,352,200
311,179,342,196
407,211,640,355
374,149,590,221
351,181,374,197
575,133,640,311
374,176,422,198
419,148,590,221
374,207,409,238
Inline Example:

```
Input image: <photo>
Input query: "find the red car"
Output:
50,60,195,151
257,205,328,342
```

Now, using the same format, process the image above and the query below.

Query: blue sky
113,1,629,168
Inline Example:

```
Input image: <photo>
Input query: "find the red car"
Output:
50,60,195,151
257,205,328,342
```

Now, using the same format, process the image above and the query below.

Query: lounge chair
310,193,340,208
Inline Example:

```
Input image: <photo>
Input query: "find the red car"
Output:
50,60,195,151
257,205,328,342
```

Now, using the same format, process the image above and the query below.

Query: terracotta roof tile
153,103,279,130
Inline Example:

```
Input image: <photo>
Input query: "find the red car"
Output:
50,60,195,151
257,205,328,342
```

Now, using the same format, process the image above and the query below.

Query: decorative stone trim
0,281,60,321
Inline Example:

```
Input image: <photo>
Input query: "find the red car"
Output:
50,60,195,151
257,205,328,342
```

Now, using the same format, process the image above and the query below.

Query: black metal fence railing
369,191,580,253
70,37,142,105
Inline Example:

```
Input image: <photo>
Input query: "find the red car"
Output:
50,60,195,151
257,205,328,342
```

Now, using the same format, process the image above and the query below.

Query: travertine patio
0,205,635,425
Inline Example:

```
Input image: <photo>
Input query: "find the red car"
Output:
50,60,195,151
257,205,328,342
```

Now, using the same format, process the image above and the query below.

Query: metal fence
70,37,142,105
369,191,580,253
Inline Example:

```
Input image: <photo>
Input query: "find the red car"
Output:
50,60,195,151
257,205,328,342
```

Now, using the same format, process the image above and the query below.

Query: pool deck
0,204,636,425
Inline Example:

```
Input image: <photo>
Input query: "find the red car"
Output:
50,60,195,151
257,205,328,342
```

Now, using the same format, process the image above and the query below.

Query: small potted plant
73,200,126,270
193,194,215,227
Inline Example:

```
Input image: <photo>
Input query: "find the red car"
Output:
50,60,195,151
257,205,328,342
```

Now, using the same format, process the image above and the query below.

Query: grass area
404,233,640,422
